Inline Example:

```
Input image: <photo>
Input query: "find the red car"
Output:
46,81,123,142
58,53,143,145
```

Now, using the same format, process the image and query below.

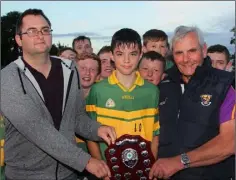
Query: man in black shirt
149,26,235,180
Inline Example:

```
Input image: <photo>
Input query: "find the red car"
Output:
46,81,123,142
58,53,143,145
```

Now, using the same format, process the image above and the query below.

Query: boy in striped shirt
86,28,160,161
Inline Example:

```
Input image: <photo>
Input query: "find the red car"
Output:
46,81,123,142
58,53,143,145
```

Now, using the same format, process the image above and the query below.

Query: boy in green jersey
76,52,101,150
87,28,160,161
76,53,101,180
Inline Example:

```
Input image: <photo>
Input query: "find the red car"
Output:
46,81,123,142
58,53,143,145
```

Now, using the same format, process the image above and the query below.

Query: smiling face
15,14,52,56
77,58,99,89
172,32,207,80
99,51,114,78
139,58,164,85
113,43,141,75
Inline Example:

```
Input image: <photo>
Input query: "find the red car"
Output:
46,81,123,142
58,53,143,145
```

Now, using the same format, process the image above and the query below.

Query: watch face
181,153,190,164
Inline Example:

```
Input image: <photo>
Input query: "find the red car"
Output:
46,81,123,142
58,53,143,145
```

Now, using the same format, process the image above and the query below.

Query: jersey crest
105,98,116,108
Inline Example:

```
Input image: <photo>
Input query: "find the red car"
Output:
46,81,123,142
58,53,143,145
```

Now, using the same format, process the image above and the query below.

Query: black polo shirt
23,58,64,130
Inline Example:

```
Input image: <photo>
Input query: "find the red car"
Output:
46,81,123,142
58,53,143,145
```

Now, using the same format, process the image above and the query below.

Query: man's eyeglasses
20,28,53,37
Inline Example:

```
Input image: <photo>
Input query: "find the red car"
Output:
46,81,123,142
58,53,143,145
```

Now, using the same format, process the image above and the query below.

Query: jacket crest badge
200,94,212,106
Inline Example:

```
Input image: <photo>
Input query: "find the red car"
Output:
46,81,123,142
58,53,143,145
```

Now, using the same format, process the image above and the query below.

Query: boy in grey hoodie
1,8,116,180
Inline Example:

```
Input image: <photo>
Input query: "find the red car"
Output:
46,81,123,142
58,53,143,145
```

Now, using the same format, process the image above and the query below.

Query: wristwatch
180,153,190,168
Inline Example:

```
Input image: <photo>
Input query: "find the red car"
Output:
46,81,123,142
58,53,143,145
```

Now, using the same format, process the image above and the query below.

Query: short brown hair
97,46,112,56
16,9,51,35
76,53,101,74
111,28,142,53
207,44,230,62
143,29,168,46
72,36,91,49
138,51,166,71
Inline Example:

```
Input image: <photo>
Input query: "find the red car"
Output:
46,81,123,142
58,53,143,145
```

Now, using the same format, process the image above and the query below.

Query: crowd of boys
0,8,235,180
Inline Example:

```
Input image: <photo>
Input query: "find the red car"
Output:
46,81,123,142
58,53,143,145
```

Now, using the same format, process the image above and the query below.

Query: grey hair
170,25,205,51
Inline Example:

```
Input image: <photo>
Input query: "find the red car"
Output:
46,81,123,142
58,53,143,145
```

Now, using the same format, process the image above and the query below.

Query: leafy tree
49,42,69,56
230,27,235,61
1,11,70,67
49,44,59,56
1,11,22,68
230,27,235,45
56,42,68,50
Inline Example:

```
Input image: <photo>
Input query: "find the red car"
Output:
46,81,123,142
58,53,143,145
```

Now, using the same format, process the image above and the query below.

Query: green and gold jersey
86,71,160,160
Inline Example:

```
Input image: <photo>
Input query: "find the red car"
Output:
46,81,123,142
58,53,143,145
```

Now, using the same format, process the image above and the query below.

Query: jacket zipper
55,71,73,180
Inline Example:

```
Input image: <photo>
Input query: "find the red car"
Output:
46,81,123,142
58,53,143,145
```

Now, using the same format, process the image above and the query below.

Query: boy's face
113,43,141,76
74,39,93,55
59,50,77,61
99,51,114,78
77,58,99,89
143,40,168,57
207,52,228,70
139,58,164,85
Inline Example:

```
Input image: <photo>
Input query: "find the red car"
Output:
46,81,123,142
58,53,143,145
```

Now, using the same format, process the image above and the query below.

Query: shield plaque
105,134,155,180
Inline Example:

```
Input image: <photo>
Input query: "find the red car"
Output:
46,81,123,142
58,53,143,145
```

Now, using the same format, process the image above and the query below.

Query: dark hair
16,9,51,35
72,36,92,49
207,44,230,62
139,51,166,70
143,29,168,46
58,47,77,56
76,53,101,74
111,28,142,53
97,46,112,56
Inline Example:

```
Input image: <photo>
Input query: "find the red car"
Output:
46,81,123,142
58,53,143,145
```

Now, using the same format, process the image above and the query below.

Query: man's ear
15,34,22,47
